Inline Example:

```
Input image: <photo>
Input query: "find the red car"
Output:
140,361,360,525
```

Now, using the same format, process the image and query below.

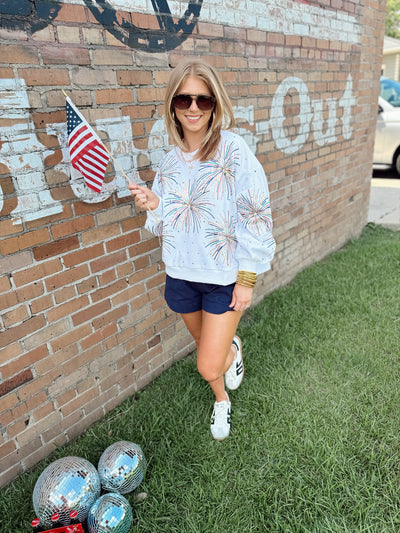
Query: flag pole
62,90,159,223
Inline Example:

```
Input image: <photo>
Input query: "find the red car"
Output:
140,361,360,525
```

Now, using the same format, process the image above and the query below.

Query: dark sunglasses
172,94,216,111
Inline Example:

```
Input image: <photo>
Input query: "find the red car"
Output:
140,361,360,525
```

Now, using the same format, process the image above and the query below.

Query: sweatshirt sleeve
144,166,164,237
234,135,276,274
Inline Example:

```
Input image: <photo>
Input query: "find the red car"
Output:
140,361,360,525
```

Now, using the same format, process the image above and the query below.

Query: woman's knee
197,356,223,383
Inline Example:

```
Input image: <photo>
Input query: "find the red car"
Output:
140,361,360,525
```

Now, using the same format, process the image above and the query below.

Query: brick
57,26,81,44
90,249,127,274
0,369,33,397
52,221,95,246
90,279,126,304
15,281,44,304
117,70,153,86
41,45,90,65
60,386,98,417
92,49,133,66
0,440,17,461
0,462,23,488
71,67,116,86
0,311,46,348
35,344,78,376
15,411,61,446
92,304,128,330
105,231,140,253
1,346,47,382
54,2,87,22
82,27,104,45
18,68,70,86
0,67,13,78
33,235,79,261
80,323,117,351
0,228,51,256
12,258,63,287
0,275,11,294
128,237,160,259
96,88,134,105
137,86,166,103
72,299,111,326
2,305,30,328
63,243,105,268
0,344,22,368
54,285,77,304
81,223,120,246
25,318,71,352
22,441,56,469
45,264,90,292
47,295,90,322
0,44,39,64
26,391,48,412
30,294,54,314
56,388,76,407
121,104,156,120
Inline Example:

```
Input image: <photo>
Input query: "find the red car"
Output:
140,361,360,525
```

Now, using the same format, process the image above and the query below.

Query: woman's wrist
236,270,257,288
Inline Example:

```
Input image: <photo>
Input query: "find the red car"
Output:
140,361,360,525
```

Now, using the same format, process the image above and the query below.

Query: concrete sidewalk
368,178,400,230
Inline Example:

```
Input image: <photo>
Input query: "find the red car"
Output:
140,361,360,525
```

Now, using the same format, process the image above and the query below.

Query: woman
129,58,275,440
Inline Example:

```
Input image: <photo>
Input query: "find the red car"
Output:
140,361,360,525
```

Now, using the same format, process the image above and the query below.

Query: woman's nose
189,98,199,110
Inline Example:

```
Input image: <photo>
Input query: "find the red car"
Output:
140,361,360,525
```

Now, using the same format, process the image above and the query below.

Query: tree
386,0,400,38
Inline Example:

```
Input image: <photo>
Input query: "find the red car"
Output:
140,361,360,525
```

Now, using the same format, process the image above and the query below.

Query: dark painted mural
0,0,203,52
83,0,203,51
0,0,61,34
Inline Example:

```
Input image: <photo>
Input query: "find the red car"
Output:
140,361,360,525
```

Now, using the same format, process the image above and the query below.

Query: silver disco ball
87,493,133,533
98,441,147,494
32,456,101,527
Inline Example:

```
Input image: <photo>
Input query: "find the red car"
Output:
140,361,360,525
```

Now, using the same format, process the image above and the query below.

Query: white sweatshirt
145,130,276,285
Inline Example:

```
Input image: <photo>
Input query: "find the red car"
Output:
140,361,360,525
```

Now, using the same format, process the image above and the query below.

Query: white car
374,96,400,174
373,78,400,175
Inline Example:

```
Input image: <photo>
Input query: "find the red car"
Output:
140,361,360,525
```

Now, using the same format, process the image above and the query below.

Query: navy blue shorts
165,275,235,315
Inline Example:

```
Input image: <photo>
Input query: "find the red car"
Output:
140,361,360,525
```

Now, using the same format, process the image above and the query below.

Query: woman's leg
181,309,243,439
180,310,203,350
181,309,242,401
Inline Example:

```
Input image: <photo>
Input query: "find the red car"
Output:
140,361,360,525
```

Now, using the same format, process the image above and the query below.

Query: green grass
1,224,400,533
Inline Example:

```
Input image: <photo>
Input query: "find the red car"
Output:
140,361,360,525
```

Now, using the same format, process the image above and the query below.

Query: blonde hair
164,58,235,161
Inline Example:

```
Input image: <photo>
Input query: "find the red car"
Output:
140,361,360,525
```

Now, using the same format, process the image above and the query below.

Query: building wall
382,52,400,81
0,0,385,487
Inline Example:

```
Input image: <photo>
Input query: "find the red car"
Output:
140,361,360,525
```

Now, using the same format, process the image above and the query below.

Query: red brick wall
0,0,385,487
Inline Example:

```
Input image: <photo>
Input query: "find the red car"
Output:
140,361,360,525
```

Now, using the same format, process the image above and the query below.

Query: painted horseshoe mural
0,0,203,52
82,0,203,52
0,0,61,34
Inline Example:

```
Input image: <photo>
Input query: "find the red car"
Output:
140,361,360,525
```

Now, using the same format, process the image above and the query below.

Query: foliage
386,0,400,38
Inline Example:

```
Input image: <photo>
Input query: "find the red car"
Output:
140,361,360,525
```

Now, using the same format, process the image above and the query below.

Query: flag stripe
80,154,107,177
75,163,103,186
71,144,108,171
75,155,107,179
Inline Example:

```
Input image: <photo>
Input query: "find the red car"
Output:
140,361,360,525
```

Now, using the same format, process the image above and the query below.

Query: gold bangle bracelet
236,280,256,288
236,270,257,288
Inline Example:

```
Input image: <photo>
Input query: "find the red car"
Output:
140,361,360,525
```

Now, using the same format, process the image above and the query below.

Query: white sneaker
225,336,244,390
210,395,231,440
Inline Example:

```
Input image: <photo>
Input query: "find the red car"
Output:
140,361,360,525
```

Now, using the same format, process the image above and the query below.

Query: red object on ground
40,525,84,533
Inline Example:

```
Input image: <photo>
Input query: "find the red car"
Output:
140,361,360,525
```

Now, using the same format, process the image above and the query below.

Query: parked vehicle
373,93,400,175
379,76,400,107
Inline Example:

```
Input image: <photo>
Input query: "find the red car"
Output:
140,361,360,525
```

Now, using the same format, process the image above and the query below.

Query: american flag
66,96,110,193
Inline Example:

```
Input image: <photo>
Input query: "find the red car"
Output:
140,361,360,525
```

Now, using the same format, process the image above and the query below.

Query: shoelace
213,401,230,420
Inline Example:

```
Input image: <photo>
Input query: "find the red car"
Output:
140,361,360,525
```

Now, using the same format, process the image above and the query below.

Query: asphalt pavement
368,170,400,231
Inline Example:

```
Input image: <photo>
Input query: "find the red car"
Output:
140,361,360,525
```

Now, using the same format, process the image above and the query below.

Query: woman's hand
128,183,160,211
229,284,253,313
